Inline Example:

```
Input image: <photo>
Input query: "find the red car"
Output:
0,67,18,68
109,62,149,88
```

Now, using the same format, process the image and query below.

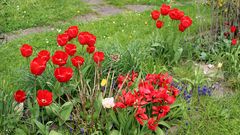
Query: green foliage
177,92,240,134
59,102,73,125
0,0,239,134
0,88,21,134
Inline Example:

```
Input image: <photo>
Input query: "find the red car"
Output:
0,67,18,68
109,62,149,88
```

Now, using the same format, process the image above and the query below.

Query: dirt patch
211,82,233,98
5,26,53,42
82,0,104,5
73,13,100,22
92,5,124,16
125,5,153,12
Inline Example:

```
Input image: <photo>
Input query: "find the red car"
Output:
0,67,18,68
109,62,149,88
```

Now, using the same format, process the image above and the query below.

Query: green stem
41,108,44,125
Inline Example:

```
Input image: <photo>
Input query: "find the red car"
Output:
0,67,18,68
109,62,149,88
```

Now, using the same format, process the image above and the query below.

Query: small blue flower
80,128,84,134
70,127,73,133
198,86,212,96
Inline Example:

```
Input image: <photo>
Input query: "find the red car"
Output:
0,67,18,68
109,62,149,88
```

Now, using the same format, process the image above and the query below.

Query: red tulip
57,33,69,46
152,105,170,120
86,46,95,54
134,107,148,125
93,51,105,64
78,32,96,46
147,118,158,131
230,26,237,33
71,56,85,68
156,20,164,29
37,90,52,107
151,10,160,20
172,88,180,97
30,57,46,76
231,39,237,45
52,51,68,66
86,33,96,47
166,96,176,104
179,24,185,32
169,8,184,20
65,44,77,56
180,16,192,29
160,4,171,15
20,44,33,57
78,32,88,45
14,90,26,103
54,67,73,82
66,26,78,39
38,50,50,62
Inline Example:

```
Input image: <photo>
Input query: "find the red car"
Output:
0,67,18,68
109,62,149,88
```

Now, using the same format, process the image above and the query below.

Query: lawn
0,0,239,135
0,0,91,33
0,4,211,85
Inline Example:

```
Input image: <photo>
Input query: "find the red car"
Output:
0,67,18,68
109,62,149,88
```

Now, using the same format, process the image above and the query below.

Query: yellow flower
217,63,223,68
101,79,107,87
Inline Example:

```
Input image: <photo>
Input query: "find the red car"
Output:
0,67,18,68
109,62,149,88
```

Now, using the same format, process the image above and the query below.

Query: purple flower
198,86,212,96
80,128,84,134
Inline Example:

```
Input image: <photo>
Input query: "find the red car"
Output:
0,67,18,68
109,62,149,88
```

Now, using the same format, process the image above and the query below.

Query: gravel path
2,0,153,42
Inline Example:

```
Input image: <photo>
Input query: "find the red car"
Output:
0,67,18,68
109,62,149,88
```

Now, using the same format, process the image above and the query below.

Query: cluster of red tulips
151,4,192,32
114,72,179,131
15,25,105,107
224,24,239,45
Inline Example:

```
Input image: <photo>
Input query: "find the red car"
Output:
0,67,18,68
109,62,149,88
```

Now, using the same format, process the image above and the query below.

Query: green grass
0,4,211,91
0,0,91,33
104,0,193,7
177,92,240,135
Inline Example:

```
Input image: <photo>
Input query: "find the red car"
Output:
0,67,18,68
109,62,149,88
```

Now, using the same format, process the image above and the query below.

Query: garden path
3,0,153,42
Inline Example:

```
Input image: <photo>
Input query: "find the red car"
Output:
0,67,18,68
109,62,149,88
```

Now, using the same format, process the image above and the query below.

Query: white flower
102,97,115,108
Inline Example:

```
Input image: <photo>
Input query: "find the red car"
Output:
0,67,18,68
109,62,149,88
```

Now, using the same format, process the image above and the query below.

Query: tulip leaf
159,121,170,128
170,103,182,109
49,130,62,135
93,92,103,120
59,101,73,125
53,82,61,100
110,130,120,135
172,47,183,64
46,103,60,116
34,120,48,135
15,128,27,135
110,110,119,127
155,127,165,135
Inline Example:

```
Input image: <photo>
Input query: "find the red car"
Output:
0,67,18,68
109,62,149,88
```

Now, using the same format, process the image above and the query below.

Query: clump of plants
9,20,182,134
149,4,193,64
